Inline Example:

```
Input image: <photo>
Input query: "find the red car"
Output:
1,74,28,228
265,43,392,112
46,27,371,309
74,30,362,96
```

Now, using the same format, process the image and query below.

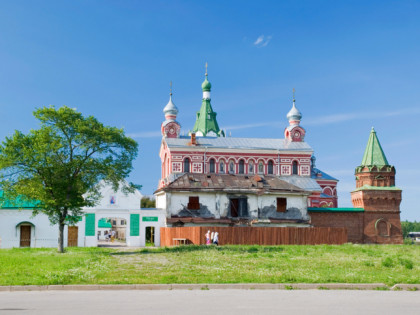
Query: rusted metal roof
156,173,307,194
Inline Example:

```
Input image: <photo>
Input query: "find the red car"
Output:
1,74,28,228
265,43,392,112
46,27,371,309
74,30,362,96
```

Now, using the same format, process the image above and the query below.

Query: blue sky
0,1,419,220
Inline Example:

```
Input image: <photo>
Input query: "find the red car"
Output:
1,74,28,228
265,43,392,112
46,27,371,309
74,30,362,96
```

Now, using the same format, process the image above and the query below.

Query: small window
277,198,287,212
239,160,245,174
229,161,235,173
113,220,116,225
219,161,225,173
188,196,200,210
292,161,298,175
249,161,254,174
184,158,190,173
121,220,125,225
209,159,215,173
268,161,274,174
258,162,264,174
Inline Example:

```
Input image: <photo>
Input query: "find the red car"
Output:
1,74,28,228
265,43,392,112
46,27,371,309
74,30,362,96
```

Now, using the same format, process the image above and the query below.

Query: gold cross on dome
170,81,172,95
205,62,208,76
293,88,296,101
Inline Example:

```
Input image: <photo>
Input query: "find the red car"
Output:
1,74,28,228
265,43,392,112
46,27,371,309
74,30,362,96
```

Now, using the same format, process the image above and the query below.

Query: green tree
0,106,138,252
401,220,420,238
141,196,156,208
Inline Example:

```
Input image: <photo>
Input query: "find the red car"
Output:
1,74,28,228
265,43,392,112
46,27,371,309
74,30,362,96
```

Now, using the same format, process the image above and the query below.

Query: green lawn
0,244,419,286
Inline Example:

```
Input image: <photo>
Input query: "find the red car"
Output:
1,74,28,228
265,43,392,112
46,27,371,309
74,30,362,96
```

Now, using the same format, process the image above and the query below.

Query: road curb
1,283,419,291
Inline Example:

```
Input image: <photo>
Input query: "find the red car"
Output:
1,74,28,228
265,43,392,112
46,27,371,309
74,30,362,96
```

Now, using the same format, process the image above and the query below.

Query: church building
155,68,338,227
155,66,403,244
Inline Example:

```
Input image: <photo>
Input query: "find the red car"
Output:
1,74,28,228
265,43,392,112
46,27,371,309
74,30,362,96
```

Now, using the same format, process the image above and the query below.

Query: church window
258,162,264,174
188,196,200,210
239,160,245,174
292,161,298,175
249,161,254,174
277,198,287,212
219,161,225,173
268,160,274,175
209,159,215,173
207,114,211,119
184,158,190,173
229,161,235,174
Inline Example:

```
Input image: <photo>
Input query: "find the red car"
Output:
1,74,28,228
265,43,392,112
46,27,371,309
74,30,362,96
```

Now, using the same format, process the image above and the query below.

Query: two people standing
205,230,219,246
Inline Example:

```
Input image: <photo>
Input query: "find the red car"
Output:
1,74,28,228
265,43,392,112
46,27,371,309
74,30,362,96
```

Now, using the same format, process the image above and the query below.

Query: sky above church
0,0,419,220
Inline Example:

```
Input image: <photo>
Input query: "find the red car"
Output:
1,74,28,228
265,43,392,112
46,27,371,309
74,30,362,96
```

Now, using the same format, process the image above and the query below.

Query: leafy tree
401,220,420,238
0,106,138,252
141,196,156,208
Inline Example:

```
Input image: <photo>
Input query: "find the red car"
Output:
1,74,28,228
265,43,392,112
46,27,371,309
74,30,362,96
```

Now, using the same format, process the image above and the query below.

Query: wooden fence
160,226,347,246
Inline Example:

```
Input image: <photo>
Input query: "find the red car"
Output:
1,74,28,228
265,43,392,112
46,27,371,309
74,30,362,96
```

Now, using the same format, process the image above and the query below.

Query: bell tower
284,89,306,142
161,82,181,138
351,128,402,244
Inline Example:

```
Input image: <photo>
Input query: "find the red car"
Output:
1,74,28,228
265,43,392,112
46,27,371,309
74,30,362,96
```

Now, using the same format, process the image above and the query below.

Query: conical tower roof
360,127,389,167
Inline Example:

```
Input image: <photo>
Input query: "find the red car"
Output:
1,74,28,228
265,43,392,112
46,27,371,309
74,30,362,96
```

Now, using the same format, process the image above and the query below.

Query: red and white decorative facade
157,89,338,208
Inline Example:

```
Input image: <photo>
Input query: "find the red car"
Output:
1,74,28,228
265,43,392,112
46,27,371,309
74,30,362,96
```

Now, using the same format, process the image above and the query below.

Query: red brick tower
351,128,402,244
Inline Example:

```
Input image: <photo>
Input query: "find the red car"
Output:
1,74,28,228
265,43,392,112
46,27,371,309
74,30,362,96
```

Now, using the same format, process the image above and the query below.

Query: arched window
249,161,254,174
292,161,298,175
229,161,235,174
268,160,274,174
219,161,225,173
238,160,245,174
209,159,215,173
258,161,264,174
184,158,190,173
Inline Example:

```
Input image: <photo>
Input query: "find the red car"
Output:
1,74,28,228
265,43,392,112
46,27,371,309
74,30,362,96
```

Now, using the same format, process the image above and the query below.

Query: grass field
0,244,419,286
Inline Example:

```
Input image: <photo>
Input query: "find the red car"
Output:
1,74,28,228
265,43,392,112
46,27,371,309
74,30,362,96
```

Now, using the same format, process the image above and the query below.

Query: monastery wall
309,212,364,243
0,210,85,248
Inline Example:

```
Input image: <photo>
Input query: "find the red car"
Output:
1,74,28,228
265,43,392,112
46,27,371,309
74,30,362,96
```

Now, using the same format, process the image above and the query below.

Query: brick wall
310,212,364,243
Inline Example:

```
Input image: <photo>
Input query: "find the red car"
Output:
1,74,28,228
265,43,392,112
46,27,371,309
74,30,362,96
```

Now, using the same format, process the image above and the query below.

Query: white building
0,182,166,248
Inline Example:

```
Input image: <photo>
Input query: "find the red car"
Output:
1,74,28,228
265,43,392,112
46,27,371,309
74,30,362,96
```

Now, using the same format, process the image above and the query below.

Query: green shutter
130,214,139,236
85,213,95,236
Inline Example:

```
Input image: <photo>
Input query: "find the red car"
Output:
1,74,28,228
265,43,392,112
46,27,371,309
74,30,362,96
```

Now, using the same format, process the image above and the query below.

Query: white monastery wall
0,210,84,249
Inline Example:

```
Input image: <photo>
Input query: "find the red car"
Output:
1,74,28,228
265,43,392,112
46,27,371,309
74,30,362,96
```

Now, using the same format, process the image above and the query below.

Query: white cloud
254,35,272,47
254,35,264,45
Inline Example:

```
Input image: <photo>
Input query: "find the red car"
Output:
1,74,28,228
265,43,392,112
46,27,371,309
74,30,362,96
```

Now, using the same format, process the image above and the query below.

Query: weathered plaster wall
163,192,308,221
258,194,309,221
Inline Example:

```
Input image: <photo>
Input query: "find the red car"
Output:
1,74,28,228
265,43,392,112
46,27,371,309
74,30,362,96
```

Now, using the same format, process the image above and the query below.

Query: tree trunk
58,222,65,253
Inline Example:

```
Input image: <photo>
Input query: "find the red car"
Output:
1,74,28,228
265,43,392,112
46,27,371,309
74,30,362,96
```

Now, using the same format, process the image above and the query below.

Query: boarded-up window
277,198,287,212
188,196,200,210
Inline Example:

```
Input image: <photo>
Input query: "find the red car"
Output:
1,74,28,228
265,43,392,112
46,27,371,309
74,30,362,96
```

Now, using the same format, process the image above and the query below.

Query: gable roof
156,173,308,194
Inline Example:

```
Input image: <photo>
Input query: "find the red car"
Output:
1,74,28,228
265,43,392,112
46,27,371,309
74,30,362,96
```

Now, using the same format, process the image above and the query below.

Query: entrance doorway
146,226,155,246
20,225,31,247
97,217,127,247
68,226,78,247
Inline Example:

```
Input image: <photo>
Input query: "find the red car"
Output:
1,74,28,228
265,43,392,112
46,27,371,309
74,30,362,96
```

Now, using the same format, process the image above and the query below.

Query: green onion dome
201,75,212,92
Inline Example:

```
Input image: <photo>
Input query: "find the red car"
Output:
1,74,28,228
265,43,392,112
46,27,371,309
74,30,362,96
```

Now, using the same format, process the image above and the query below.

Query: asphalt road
0,290,419,314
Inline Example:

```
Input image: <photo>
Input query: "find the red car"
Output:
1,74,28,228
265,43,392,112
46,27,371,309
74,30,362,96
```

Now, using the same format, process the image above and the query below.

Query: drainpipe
277,150,280,176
